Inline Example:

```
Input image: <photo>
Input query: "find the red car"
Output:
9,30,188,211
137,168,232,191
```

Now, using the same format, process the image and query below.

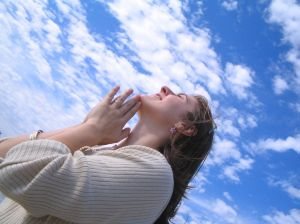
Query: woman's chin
140,94,161,103
138,95,160,116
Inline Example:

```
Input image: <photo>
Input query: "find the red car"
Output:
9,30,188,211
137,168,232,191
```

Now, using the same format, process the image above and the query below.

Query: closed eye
177,93,188,103
176,94,184,99
177,92,185,97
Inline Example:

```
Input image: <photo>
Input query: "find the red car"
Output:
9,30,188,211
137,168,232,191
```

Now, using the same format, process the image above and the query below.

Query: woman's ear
174,122,198,136
182,126,198,136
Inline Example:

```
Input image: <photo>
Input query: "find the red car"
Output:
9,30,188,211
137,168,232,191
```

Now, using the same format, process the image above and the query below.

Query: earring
170,127,176,134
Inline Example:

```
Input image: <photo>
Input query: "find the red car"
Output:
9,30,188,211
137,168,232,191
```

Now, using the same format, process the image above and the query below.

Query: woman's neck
115,119,167,150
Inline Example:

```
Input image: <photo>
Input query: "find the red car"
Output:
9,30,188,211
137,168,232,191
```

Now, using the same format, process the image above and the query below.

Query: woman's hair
154,95,216,224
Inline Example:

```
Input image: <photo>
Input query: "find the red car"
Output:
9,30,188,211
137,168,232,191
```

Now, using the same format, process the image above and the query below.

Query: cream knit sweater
0,137,174,224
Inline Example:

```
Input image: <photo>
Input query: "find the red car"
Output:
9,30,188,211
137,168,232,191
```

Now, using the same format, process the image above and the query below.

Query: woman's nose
160,86,174,96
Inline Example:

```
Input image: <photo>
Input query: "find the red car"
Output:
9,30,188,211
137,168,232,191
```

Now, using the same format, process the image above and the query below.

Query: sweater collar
92,144,166,160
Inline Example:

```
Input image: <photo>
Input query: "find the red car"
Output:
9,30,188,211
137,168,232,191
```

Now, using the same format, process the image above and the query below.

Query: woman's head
140,86,216,224
138,86,200,138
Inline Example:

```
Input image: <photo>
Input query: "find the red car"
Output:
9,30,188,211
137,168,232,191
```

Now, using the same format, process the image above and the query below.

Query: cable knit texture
0,137,174,224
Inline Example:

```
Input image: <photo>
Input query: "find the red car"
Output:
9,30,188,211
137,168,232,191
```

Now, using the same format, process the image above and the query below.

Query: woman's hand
82,86,141,145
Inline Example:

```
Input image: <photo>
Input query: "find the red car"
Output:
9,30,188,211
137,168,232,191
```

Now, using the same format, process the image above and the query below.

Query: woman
0,85,215,224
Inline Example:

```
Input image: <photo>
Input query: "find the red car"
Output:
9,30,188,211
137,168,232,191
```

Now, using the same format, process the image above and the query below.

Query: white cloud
217,106,257,136
218,119,241,137
256,134,300,154
222,156,254,183
191,197,240,224
267,0,300,93
172,202,203,224
289,103,300,113
211,199,237,222
222,0,238,11
268,177,300,200
223,191,233,201
225,62,255,100
105,0,226,95
263,208,300,224
192,171,209,193
207,138,241,166
237,114,257,129
206,137,254,182
176,196,256,224
273,75,289,95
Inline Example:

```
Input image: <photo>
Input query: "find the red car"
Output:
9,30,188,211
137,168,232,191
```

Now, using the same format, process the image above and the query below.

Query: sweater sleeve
0,139,174,224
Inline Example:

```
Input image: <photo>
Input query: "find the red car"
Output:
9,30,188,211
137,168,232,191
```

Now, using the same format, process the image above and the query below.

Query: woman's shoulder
117,145,167,159
90,144,166,159
90,144,173,176
95,144,168,162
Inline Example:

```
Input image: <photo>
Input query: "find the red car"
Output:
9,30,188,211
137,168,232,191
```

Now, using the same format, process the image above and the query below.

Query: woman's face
138,86,198,126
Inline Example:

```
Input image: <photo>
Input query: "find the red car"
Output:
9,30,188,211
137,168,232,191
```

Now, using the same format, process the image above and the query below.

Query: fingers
113,88,134,108
119,95,140,114
105,85,120,103
122,100,141,122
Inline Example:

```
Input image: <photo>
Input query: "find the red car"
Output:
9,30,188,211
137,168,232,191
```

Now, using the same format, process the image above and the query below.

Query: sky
0,0,300,223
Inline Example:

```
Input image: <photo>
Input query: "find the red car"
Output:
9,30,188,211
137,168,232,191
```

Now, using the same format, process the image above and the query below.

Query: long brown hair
154,95,216,224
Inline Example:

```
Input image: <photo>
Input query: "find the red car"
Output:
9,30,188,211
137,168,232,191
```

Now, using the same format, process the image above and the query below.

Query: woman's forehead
185,94,199,110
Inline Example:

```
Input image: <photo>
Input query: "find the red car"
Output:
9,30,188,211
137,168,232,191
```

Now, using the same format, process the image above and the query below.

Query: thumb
120,127,131,139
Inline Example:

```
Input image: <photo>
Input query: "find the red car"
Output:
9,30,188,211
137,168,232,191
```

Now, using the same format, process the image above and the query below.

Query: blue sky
0,0,300,223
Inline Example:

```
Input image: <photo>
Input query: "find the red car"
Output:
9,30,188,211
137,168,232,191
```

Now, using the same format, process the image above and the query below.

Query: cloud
219,119,241,137
175,195,257,224
211,199,237,221
223,191,233,201
255,134,300,154
203,101,257,184
224,62,255,100
172,202,203,224
207,138,241,166
273,75,289,95
263,208,300,224
104,0,226,95
268,177,300,200
289,103,300,113
222,0,238,11
267,0,300,93
191,171,209,193
190,197,240,224
206,137,254,182
237,114,257,129
216,106,257,139
222,156,254,183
